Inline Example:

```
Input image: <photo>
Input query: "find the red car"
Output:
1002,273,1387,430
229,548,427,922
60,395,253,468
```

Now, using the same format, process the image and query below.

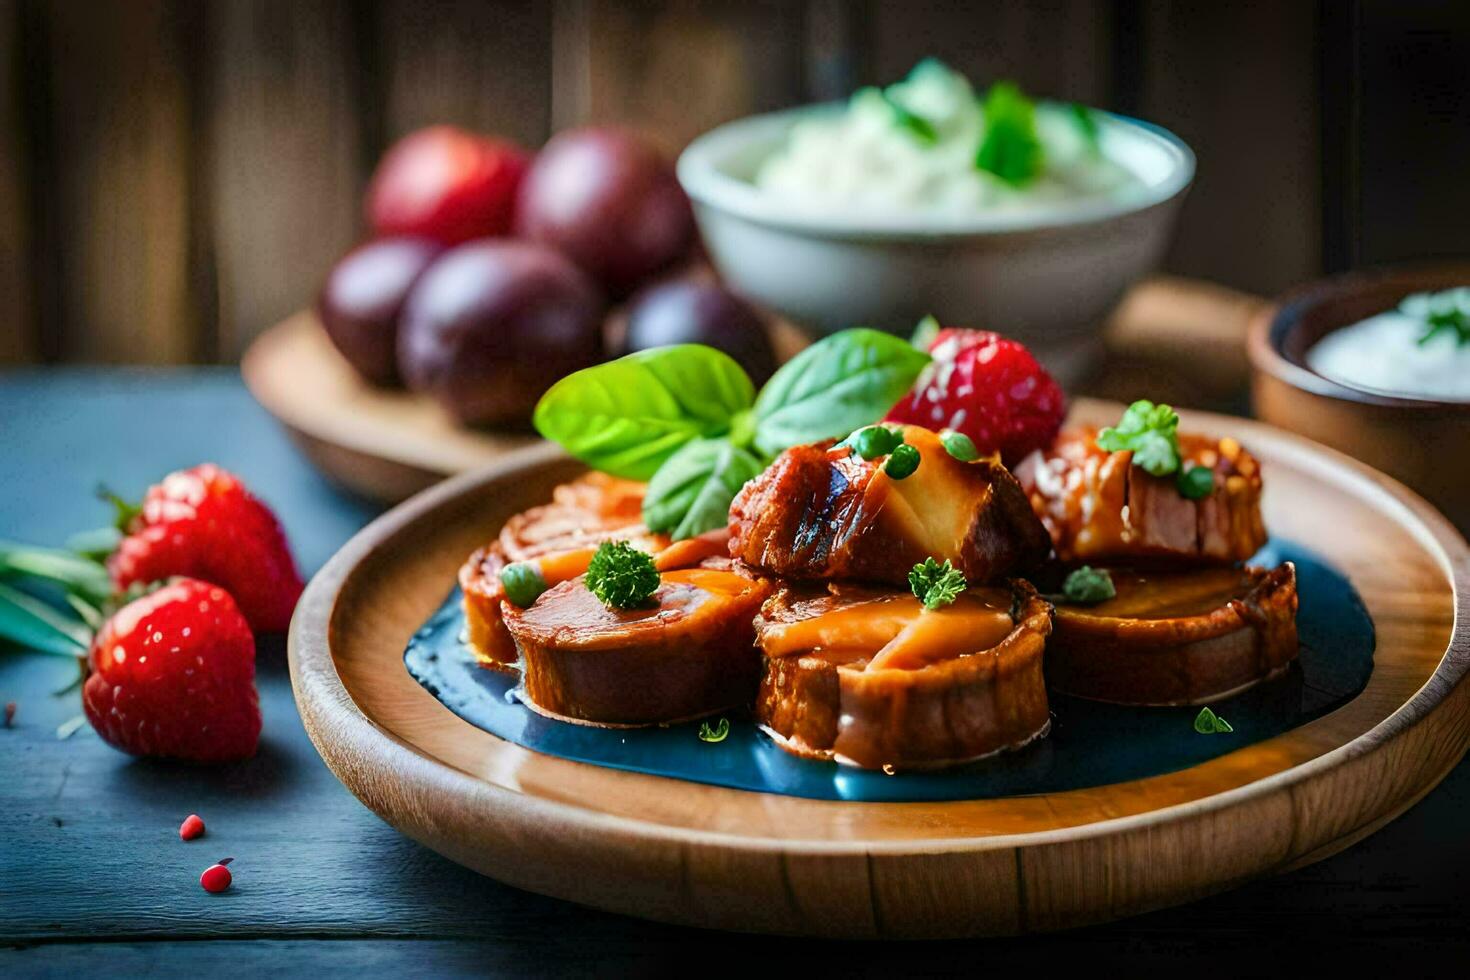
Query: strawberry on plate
107,464,304,633
82,578,260,762
885,326,1066,466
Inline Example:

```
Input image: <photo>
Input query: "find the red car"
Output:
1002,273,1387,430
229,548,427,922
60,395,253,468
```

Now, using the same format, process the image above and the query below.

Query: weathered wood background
0,0,1466,365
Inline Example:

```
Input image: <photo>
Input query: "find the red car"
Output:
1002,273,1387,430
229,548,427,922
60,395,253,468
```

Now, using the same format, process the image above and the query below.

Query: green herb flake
910,314,941,351
1062,566,1115,605
1194,706,1234,735
498,561,549,608
697,717,731,743
1096,399,1182,477
975,81,1044,188
1416,306,1470,347
939,429,980,462
1068,102,1101,155
585,541,660,610
1176,464,1215,500
883,442,921,480
844,425,904,461
909,557,967,610
881,91,939,146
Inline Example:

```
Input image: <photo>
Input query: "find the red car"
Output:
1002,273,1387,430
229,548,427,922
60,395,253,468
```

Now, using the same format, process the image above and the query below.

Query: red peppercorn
179,813,205,840
200,858,233,893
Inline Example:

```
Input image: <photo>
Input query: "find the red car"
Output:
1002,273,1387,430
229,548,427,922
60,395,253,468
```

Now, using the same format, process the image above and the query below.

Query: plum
398,240,604,425
367,125,528,245
317,236,443,386
618,280,777,386
515,127,693,296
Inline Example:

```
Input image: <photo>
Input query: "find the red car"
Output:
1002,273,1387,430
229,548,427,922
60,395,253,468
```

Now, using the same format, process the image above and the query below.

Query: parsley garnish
1193,706,1234,734
909,557,967,610
697,717,730,743
881,91,939,146
1096,399,1182,477
1416,306,1470,347
585,541,660,609
1062,566,1115,604
975,81,1044,187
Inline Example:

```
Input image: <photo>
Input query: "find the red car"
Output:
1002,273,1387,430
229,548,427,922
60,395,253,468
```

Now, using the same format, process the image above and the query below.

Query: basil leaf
533,345,756,481
753,329,930,457
0,582,89,657
642,438,763,540
976,81,1044,187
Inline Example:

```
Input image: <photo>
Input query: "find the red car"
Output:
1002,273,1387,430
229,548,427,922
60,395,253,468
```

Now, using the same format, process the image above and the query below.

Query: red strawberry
885,327,1066,466
107,465,304,632
83,578,260,762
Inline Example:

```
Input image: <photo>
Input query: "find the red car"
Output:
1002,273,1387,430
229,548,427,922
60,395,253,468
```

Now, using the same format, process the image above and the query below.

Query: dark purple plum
619,280,777,386
397,240,604,426
515,126,693,297
317,236,443,386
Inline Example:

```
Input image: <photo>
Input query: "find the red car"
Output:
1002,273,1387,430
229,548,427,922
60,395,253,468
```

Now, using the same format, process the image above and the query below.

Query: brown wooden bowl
288,400,1470,938
1248,263,1470,531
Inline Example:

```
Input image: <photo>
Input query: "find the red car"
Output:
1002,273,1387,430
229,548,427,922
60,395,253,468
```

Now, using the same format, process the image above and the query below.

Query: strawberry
82,578,260,762
885,327,1066,466
107,465,304,633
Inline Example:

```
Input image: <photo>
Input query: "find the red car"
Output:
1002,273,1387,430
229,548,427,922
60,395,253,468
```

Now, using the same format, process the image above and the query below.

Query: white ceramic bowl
677,105,1195,382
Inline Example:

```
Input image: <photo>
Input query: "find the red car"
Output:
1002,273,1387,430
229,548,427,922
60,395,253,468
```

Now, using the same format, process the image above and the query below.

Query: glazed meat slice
1015,427,1266,565
461,473,671,671
504,559,771,727
1046,564,1298,705
754,579,1052,769
729,426,1050,587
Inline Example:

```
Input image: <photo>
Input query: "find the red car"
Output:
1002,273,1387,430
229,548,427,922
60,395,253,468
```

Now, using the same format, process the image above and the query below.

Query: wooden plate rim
289,407,1470,856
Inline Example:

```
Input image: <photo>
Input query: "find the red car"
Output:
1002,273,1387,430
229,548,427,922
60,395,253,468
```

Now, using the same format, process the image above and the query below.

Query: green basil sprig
533,344,756,481
752,328,930,457
534,329,930,540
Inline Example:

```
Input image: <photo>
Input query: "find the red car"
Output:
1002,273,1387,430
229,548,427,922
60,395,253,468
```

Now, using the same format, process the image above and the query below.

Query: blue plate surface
404,540,1373,802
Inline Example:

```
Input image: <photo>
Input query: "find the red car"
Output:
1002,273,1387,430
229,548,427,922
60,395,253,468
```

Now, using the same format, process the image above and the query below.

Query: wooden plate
287,401,1470,938
242,311,810,503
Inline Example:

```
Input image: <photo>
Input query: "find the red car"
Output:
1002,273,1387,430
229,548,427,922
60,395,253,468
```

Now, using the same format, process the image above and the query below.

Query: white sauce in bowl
753,59,1142,215
1307,288,1470,402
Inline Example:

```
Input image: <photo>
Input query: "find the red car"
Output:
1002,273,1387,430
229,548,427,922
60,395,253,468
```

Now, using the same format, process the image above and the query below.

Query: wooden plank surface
37,0,198,363
0,372,1468,963
202,0,364,361
867,0,1114,103
0,0,34,364
551,0,806,153
1134,1,1323,295
375,0,554,148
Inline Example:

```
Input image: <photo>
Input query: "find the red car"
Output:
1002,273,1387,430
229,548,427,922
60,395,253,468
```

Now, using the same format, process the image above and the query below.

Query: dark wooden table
2,370,1467,976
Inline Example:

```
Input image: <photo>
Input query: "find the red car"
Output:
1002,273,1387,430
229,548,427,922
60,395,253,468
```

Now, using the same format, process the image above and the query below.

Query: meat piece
1015,427,1266,565
461,473,666,671
505,559,771,727
729,426,1050,587
1046,563,1298,705
754,579,1053,769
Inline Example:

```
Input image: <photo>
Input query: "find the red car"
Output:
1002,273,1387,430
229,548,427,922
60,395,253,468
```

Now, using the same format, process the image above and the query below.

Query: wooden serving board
244,278,1268,503
288,400,1470,938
